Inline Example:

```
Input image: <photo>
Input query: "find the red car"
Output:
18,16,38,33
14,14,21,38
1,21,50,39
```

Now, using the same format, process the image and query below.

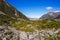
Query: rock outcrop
0,26,60,40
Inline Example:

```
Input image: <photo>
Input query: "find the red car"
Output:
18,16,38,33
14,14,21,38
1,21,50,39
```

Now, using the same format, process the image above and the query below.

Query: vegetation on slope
0,0,28,19
11,19,60,32
0,14,17,26
0,0,29,26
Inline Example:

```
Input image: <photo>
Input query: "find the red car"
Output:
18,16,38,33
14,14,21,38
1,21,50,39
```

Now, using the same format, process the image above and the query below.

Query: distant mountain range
29,18,39,20
0,0,60,23
40,12,60,19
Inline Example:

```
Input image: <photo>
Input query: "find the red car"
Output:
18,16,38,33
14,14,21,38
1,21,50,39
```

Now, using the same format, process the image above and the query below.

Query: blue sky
6,0,60,18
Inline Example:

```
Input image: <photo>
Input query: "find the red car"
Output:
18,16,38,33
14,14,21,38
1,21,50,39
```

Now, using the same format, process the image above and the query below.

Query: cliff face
0,0,28,19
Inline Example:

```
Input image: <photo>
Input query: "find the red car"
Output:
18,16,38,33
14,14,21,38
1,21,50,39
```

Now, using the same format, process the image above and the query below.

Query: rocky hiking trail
0,26,60,40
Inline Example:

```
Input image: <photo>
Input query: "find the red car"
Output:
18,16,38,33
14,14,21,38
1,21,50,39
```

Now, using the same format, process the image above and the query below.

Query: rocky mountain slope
40,12,60,19
0,0,28,19
0,0,29,25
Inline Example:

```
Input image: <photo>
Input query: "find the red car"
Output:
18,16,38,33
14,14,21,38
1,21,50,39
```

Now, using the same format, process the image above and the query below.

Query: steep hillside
0,0,29,25
0,0,28,20
40,12,60,19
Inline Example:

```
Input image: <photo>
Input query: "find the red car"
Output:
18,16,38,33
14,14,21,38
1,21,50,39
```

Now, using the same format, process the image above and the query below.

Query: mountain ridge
40,12,60,19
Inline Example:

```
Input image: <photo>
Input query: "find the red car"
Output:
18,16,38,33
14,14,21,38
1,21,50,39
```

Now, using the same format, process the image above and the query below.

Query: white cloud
54,11,60,12
46,6,53,10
